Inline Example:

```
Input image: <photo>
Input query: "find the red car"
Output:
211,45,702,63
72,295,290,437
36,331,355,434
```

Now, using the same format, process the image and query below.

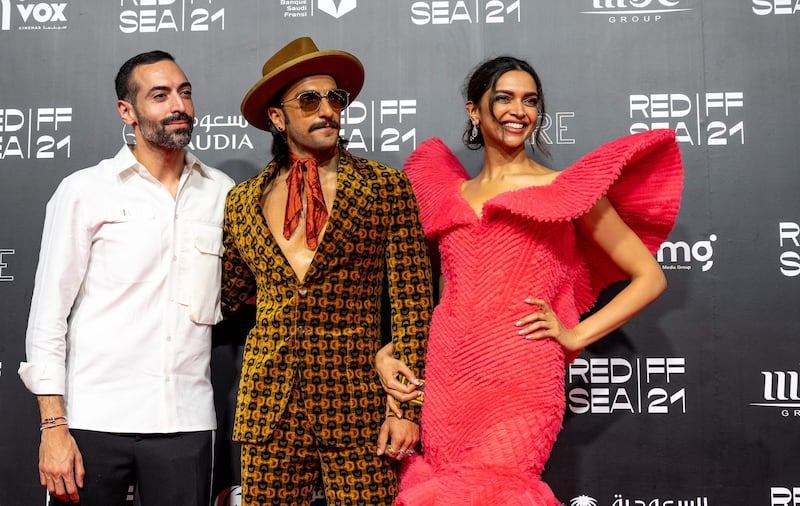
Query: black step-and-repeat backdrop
1,2,798,505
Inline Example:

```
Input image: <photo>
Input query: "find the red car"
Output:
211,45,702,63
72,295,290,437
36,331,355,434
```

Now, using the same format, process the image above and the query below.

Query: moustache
309,120,340,132
161,113,193,126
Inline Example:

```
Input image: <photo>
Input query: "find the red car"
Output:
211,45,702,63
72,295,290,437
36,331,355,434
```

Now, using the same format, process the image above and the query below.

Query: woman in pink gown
376,57,683,505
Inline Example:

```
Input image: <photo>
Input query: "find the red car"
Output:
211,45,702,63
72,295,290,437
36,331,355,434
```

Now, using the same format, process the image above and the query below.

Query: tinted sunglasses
281,89,350,113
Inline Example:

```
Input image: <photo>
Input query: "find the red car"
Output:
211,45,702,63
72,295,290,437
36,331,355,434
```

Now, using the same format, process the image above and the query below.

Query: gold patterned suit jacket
221,147,432,446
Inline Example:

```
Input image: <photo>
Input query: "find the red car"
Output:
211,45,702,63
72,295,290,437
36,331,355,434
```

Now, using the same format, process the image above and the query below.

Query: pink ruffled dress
397,130,683,506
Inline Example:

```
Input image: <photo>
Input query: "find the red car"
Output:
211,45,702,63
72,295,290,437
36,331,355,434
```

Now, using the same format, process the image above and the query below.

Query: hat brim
241,51,364,131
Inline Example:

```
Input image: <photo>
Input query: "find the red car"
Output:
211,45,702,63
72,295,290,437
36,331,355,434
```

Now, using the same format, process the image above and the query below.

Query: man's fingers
376,420,390,455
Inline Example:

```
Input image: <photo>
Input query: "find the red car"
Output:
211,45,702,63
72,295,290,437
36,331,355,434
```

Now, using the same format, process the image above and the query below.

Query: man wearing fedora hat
221,37,432,504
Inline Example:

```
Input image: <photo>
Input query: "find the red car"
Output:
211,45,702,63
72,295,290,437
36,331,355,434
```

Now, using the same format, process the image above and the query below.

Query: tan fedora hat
240,37,364,131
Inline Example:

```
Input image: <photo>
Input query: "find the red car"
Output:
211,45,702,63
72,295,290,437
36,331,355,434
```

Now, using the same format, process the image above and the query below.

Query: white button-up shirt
19,145,234,433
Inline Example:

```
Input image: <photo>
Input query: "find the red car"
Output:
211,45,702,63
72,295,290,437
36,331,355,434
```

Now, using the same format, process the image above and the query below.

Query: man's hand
376,415,419,461
39,426,85,503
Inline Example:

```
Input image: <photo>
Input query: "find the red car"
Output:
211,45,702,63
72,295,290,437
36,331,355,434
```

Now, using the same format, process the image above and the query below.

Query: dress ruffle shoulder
403,129,683,315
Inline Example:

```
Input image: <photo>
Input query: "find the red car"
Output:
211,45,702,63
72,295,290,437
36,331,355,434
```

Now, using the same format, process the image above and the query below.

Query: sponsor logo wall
1,1,797,505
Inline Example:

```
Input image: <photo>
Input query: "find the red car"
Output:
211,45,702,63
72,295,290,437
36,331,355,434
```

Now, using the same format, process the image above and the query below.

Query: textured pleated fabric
396,130,683,506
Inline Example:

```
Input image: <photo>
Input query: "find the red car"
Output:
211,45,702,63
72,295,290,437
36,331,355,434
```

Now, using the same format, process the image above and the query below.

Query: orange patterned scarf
283,154,328,249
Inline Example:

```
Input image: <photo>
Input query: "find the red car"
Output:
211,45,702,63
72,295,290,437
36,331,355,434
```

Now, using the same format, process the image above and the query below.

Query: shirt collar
112,144,209,178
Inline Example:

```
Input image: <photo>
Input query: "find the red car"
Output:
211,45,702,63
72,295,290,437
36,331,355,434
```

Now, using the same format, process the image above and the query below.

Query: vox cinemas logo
0,0,68,31
658,234,716,272
0,107,71,160
629,92,745,146
778,222,800,277
771,487,800,505
339,98,418,154
410,0,521,25
279,0,356,19
0,249,15,282
567,357,688,415
751,367,800,417
753,0,800,15
119,0,224,34
579,0,692,23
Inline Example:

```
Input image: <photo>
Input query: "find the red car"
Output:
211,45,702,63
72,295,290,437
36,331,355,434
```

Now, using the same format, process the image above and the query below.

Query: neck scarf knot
284,154,328,249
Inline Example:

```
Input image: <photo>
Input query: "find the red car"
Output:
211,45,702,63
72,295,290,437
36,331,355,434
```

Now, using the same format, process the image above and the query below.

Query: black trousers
49,429,212,506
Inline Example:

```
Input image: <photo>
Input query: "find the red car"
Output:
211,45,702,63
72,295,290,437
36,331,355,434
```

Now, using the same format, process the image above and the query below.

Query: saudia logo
318,0,356,18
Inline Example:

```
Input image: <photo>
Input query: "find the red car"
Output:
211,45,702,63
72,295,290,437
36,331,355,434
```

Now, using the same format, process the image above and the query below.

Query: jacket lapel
305,149,376,282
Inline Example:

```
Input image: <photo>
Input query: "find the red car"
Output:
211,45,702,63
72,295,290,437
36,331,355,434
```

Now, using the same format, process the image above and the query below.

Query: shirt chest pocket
181,222,224,325
99,207,160,283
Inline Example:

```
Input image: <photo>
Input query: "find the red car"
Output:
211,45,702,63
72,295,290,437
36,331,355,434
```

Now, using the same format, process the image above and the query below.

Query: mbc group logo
579,0,692,23
751,367,800,417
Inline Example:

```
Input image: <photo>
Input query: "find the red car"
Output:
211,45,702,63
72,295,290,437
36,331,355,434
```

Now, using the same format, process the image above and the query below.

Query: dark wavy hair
115,50,176,104
461,56,549,157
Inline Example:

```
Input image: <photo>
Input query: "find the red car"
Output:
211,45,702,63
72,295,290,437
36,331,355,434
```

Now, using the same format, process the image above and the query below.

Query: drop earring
469,122,479,141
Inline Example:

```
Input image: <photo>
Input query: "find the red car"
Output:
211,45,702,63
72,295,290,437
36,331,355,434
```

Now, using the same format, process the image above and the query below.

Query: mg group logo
0,107,71,160
339,97,419,154
629,92,745,146
119,0,225,33
410,0,521,25
753,0,800,15
751,366,800,417
579,0,692,23
779,222,800,277
0,0,68,31
0,249,14,282
658,234,717,272
567,357,688,415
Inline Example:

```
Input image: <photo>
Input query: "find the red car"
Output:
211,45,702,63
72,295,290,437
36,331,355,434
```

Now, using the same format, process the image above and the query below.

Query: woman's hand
375,343,423,414
516,298,583,351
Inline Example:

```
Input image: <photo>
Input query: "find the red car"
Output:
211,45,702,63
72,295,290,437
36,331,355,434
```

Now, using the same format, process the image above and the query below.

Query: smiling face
466,69,540,153
268,74,343,159
118,59,194,150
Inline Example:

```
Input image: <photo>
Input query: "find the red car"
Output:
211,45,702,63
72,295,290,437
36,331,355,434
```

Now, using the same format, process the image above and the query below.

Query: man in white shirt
18,50,234,506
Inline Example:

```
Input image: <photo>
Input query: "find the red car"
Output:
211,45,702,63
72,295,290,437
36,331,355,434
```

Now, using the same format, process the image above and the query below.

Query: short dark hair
115,50,176,103
462,56,549,156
